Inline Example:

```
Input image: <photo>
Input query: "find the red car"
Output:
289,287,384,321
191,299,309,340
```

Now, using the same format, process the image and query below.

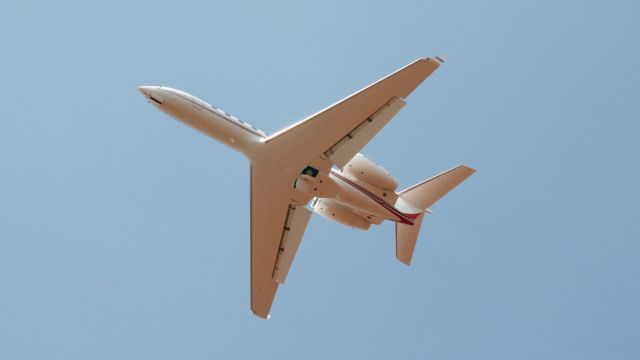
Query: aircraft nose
138,86,153,96
138,86,164,104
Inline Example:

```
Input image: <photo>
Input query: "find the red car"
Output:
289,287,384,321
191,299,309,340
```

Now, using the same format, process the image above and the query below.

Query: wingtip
252,309,271,319
463,165,477,174
434,54,448,64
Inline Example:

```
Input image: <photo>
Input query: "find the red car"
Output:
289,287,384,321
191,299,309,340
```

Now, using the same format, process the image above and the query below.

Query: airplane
138,56,475,319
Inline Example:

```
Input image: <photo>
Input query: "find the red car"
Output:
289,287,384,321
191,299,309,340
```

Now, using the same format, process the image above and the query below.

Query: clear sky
1,0,638,359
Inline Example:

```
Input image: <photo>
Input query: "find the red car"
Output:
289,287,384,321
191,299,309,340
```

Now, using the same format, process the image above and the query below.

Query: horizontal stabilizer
399,165,475,210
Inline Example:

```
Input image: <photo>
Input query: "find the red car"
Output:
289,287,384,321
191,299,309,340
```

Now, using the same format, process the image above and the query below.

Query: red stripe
403,212,421,220
331,171,415,225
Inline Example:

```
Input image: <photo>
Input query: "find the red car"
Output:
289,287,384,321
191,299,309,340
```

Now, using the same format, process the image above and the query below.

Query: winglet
434,55,448,64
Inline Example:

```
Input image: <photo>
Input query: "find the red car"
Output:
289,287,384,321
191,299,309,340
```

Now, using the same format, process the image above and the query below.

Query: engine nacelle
312,198,370,230
343,153,398,191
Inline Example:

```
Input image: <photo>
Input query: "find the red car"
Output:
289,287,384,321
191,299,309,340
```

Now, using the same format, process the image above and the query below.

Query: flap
324,97,405,168
272,205,312,284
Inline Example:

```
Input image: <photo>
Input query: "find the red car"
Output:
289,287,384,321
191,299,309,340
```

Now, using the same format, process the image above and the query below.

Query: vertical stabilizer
396,213,425,265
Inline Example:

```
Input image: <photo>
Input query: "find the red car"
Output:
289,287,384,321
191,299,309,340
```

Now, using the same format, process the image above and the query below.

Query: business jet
138,56,475,318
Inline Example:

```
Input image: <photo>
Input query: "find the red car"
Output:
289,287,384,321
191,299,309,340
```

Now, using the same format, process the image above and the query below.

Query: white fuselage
139,86,265,158
138,86,416,224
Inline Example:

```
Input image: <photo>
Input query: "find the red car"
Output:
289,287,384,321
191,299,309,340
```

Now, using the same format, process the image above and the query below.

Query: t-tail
394,165,476,265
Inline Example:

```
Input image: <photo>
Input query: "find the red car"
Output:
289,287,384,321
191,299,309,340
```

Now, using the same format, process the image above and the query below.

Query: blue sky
1,0,638,358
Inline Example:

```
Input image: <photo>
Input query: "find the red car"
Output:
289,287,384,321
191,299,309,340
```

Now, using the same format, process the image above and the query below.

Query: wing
248,57,445,317
250,163,312,318
264,57,445,172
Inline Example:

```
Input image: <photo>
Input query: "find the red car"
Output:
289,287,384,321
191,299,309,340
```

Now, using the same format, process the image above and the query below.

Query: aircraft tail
395,165,475,265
